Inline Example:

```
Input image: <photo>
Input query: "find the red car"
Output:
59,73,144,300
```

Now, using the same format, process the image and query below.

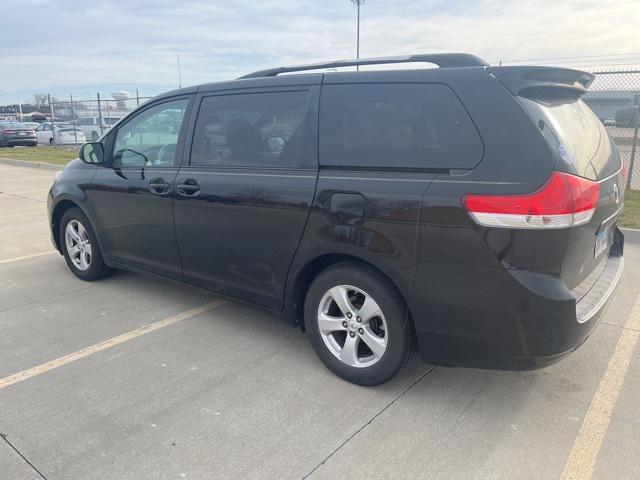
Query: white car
77,116,122,141
35,123,86,145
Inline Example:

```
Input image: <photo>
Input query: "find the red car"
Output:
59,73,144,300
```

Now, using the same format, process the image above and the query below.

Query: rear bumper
1,138,37,146
412,228,624,370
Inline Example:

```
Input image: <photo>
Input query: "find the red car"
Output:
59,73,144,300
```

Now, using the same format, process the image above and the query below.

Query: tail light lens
462,171,600,229
2,129,16,134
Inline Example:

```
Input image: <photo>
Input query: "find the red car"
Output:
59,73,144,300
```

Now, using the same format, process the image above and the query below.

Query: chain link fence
43,93,153,147
585,70,640,190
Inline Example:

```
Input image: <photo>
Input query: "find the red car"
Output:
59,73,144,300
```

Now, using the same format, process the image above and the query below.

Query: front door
87,97,192,278
173,88,319,309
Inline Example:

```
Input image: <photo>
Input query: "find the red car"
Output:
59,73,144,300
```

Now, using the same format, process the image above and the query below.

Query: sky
1,0,639,105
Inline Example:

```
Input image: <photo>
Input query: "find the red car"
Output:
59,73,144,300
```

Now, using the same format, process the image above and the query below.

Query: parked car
48,54,625,385
603,117,616,126
77,116,123,141
0,121,37,147
35,122,86,145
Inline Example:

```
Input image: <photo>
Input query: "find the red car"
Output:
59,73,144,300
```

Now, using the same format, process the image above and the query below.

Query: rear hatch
487,67,624,296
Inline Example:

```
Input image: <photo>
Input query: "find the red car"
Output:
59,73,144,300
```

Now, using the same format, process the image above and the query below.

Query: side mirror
79,142,105,164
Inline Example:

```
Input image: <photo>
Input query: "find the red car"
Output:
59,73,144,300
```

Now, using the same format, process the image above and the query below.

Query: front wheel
304,264,414,386
60,207,113,281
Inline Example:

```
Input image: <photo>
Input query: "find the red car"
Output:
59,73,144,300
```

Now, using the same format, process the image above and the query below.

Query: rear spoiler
486,66,595,97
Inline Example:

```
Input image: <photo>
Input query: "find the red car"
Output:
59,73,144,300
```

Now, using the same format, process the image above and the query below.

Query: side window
113,99,188,167
319,83,483,169
190,91,309,168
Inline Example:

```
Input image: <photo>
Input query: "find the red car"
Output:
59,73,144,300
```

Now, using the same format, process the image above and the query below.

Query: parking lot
1,160,640,480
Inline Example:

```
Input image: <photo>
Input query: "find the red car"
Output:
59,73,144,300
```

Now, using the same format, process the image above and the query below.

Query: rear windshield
0,122,24,128
518,92,616,179
534,97,600,160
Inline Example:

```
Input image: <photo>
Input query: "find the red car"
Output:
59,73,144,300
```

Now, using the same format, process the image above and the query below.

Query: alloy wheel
65,219,92,271
317,285,388,368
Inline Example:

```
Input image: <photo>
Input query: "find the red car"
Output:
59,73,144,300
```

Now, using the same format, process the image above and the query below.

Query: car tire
60,207,113,281
304,264,414,386
49,138,54,146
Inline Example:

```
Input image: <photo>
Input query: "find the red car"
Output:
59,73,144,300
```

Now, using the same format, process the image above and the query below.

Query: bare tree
33,94,48,109
32,94,60,109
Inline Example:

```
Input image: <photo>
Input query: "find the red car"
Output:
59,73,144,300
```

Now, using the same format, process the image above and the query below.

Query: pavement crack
601,320,640,333
0,433,48,480
0,191,45,203
302,366,436,479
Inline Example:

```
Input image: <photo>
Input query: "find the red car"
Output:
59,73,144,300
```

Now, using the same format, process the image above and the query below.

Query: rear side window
319,83,482,169
190,91,310,168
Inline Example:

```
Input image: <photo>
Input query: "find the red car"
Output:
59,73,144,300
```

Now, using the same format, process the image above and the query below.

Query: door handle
149,178,171,195
176,179,201,197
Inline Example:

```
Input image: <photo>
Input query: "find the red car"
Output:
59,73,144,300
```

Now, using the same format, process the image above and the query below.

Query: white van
77,116,123,141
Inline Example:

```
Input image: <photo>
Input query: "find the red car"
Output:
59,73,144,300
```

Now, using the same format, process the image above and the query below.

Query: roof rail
238,53,488,79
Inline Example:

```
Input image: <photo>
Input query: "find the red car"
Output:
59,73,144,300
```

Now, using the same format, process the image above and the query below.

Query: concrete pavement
1,160,639,480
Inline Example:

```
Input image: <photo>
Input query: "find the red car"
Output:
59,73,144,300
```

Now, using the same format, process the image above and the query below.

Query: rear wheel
304,264,413,385
49,138,54,146
60,207,113,281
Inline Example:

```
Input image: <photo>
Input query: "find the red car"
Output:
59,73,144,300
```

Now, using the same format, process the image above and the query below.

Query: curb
0,157,64,171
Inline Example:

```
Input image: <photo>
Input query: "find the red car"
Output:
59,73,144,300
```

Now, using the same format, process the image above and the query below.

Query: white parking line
0,251,57,265
0,300,225,390
560,292,640,480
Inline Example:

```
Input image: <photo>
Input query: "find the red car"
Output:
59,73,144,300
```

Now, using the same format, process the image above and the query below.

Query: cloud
1,0,639,104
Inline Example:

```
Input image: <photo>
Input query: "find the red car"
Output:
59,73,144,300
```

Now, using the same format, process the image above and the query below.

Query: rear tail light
462,171,600,229
2,129,16,134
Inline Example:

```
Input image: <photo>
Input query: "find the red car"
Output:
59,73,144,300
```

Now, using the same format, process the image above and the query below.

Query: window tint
113,99,188,167
319,83,483,169
191,91,309,168
519,95,606,178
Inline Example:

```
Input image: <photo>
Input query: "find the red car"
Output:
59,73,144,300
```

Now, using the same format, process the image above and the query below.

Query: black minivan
48,54,625,385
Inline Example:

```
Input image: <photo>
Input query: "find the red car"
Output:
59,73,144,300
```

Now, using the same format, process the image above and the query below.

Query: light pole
350,0,364,69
